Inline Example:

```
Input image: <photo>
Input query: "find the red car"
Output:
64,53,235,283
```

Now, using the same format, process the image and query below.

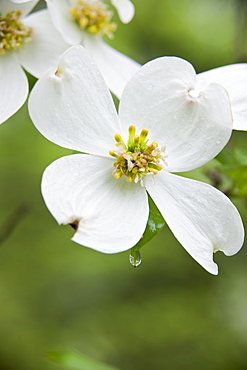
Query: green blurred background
1,0,247,369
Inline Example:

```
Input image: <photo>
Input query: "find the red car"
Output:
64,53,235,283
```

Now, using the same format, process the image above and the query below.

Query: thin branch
0,203,30,246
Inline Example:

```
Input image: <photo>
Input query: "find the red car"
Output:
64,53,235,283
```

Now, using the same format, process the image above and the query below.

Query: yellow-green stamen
70,0,117,39
0,10,32,55
109,126,168,185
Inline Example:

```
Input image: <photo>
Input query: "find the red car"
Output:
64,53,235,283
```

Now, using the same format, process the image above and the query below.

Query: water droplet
129,250,142,268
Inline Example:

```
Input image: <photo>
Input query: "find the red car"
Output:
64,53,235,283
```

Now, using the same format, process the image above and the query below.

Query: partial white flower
197,64,247,131
0,0,69,124
110,0,134,23
28,46,244,275
45,0,140,98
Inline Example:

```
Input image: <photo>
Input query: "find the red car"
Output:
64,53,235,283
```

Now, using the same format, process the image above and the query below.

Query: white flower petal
28,45,121,155
42,154,149,253
111,0,135,23
83,35,140,99
20,10,69,78
145,171,244,275
119,56,233,172
0,53,28,124
197,64,247,131
1,0,39,17
46,0,82,44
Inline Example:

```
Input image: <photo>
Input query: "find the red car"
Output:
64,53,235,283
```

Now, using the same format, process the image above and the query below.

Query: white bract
28,45,244,275
45,0,139,98
110,0,134,23
197,64,247,131
0,0,68,124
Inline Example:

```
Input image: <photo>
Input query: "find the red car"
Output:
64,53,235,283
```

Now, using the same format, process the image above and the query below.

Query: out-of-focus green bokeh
1,0,247,369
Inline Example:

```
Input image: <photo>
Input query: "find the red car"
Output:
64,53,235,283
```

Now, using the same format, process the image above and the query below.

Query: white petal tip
196,256,218,275
111,0,135,23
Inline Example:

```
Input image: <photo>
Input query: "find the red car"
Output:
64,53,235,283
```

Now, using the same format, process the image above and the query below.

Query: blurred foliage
47,349,119,370
217,146,247,197
204,145,247,197
1,1,247,370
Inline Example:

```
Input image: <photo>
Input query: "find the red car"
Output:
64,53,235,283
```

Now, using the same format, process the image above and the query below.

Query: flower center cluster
70,0,117,39
109,125,167,185
0,10,32,55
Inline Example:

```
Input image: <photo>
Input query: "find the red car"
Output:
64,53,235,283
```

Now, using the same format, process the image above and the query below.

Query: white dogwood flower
45,0,140,98
28,46,244,275
0,0,68,124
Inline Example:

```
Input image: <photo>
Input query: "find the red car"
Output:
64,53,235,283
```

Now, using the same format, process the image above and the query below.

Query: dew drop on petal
129,250,142,267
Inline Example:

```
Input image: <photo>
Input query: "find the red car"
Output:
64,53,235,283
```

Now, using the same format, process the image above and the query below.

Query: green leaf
214,146,247,198
129,195,165,266
216,146,247,166
47,349,120,370
204,145,247,198
220,165,247,197
216,147,236,165
234,147,247,166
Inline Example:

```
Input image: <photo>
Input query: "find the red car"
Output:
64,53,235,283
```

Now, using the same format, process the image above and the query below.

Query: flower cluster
0,9,32,54
109,125,167,184
1,0,247,275
70,0,117,38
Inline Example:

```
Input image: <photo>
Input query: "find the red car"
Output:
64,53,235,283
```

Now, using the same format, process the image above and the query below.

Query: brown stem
0,203,30,246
